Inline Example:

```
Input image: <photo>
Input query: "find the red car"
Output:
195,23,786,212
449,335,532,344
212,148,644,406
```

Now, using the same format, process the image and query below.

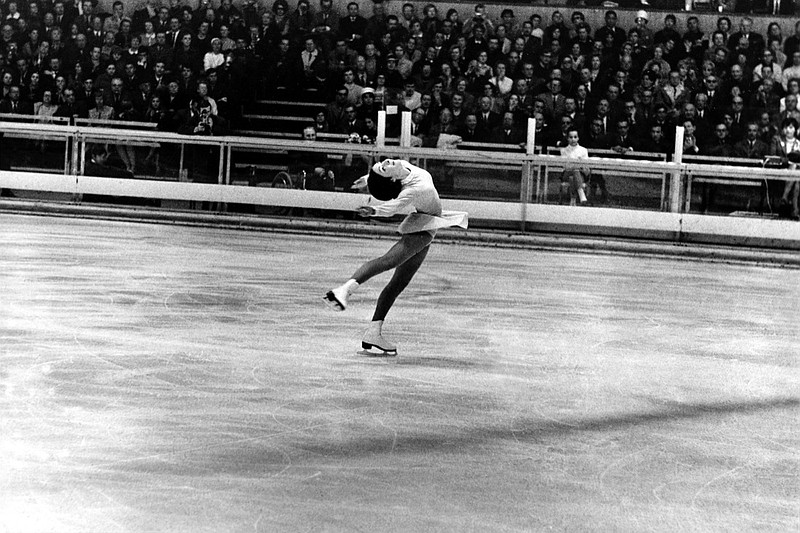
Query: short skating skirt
397,211,469,235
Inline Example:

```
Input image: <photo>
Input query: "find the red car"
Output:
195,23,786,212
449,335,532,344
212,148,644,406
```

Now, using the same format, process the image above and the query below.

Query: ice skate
323,280,359,311
358,329,398,356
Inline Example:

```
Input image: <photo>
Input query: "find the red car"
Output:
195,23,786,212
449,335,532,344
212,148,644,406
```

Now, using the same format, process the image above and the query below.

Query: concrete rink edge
1,198,799,269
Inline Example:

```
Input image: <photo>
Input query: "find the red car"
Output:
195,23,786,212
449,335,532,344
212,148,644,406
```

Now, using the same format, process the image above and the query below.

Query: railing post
670,126,685,213
520,117,537,231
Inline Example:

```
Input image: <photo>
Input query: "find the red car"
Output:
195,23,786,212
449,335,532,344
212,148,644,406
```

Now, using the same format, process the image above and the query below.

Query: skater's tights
352,232,433,321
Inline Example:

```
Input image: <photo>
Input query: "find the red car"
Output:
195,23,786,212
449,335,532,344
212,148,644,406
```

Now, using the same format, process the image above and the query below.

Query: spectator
425,107,459,148
103,1,126,35
734,122,769,159
297,36,325,92
559,127,589,205
594,11,626,55
639,123,670,154
728,17,765,57
173,34,201,74
341,67,363,105
313,110,330,133
203,38,225,72
55,86,88,118
0,86,32,114
781,52,800,91
312,0,340,50
326,86,349,129
750,78,780,116
85,144,133,179
728,96,747,142
339,1,367,54
753,48,783,84
489,111,525,146
682,118,701,156
338,103,364,135
457,112,488,143
88,89,114,120
287,0,313,42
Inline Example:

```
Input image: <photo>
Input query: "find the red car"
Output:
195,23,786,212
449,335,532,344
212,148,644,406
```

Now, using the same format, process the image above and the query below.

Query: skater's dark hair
367,168,402,201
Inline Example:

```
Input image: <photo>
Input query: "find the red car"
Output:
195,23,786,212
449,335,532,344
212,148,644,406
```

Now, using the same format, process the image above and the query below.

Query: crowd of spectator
0,0,252,137
0,1,799,215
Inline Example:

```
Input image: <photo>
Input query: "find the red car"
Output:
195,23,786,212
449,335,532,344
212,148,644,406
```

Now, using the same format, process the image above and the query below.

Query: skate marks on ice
2,215,799,533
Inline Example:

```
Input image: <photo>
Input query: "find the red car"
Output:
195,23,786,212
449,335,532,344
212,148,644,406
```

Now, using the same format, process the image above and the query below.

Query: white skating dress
368,161,468,235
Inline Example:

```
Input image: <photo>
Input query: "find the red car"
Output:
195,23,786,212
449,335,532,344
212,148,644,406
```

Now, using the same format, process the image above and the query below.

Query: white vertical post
670,125,685,213
376,110,387,148
521,117,538,230
526,117,537,155
400,110,411,147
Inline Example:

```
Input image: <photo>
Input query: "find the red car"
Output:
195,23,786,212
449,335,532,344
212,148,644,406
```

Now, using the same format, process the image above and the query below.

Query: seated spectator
88,90,115,121
559,127,589,206
203,38,226,72
750,78,780,116
85,144,133,179
782,52,800,92
0,86,32,114
654,70,690,114
356,87,378,122
475,95,501,132
770,117,800,220
326,86,348,129
296,36,326,93
489,111,525,146
342,67,363,106
682,118,701,156
409,107,429,145
780,79,800,113
610,118,636,155
425,107,460,148
338,103,364,136
639,124,671,154
705,122,735,157
34,89,60,122
313,110,330,133
457,113,488,144
489,61,513,97
54,86,88,118
734,122,769,159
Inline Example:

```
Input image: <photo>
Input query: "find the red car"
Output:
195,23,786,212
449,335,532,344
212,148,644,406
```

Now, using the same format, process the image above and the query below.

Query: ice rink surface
1,213,798,533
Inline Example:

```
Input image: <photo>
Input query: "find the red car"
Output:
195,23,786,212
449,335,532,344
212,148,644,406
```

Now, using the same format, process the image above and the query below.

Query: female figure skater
324,159,468,355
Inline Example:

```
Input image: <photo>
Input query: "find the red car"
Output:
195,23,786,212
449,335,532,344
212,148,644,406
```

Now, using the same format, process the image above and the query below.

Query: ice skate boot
359,321,397,356
323,280,359,311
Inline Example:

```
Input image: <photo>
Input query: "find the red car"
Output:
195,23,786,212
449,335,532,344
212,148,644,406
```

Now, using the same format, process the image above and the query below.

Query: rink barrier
1,121,799,250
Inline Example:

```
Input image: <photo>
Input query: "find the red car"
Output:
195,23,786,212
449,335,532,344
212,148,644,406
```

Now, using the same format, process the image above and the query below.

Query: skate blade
357,347,397,357
322,291,345,311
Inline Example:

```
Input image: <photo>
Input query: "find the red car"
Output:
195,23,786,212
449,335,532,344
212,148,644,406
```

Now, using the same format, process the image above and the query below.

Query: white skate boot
323,280,358,311
359,321,397,356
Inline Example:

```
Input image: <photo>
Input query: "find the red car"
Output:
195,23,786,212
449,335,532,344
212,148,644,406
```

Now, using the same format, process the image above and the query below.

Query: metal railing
1,120,799,218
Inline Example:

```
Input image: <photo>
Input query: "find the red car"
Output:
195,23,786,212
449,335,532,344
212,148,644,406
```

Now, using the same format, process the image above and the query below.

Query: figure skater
324,158,468,355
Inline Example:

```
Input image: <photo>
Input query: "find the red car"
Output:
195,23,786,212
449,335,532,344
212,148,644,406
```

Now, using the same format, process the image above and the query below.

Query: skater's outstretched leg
324,232,433,311
353,232,433,284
